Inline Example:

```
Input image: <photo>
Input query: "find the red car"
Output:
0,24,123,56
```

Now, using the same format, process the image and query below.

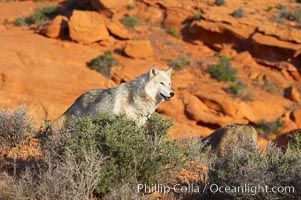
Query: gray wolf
52,66,174,128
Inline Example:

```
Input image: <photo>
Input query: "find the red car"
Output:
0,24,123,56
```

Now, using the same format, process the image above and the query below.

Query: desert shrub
277,7,301,24
255,119,284,138
276,4,286,10
263,80,278,93
208,56,237,82
0,109,31,150
279,8,296,21
169,56,191,71
267,5,273,12
1,111,207,199
87,51,118,78
128,1,136,10
231,8,245,18
60,114,202,197
185,136,301,199
226,81,246,97
214,0,225,6
6,145,105,200
168,27,180,38
15,5,58,26
193,12,203,20
207,142,300,199
121,16,139,28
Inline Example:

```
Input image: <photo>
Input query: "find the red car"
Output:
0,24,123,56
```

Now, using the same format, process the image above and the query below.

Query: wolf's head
145,65,175,102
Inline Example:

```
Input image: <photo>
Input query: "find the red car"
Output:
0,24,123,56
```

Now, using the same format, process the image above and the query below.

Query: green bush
193,12,203,20
62,114,190,196
267,5,273,12
0,109,31,150
215,0,225,6
4,113,205,199
208,56,237,82
226,81,247,97
121,16,139,28
87,51,118,78
168,27,180,38
255,119,284,138
15,5,58,26
263,80,278,93
185,134,301,199
169,56,191,71
3,108,301,199
278,7,301,24
128,1,136,10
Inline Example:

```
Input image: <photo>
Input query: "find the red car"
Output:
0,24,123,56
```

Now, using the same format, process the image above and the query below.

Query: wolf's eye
160,82,165,86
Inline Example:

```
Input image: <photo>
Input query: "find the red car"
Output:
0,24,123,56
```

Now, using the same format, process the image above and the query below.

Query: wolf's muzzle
160,92,175,101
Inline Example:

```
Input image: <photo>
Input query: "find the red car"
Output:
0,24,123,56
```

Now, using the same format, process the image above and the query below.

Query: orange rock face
106,20,131,40
0,28,111,125
124,40,154,59
68,10,110,44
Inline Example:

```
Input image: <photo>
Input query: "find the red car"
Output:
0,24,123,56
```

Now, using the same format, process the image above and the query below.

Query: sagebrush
0,109,31,150
208,56,237,82
87,51,118,78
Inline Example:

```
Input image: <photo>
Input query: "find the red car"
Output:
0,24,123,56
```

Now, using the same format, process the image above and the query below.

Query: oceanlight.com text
137,183,295,196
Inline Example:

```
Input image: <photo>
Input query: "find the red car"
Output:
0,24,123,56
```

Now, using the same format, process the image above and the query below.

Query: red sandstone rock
106,20,131,40
45,15,68,38
124,40,154,59
68,10,109,44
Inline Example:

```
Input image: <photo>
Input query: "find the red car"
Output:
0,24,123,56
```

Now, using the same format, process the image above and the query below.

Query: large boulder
124,40,153,59
202,124,258,157
68,10,109,44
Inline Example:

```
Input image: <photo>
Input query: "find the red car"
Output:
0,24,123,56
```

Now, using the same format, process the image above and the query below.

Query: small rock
220,46,237,58
124,40,153,59
106,20,131,40
284,86,300,102
292,109,301,127
68,10,109,45
136,5,163,24
202,124,258,157
45,15,68,38
233,51,258,67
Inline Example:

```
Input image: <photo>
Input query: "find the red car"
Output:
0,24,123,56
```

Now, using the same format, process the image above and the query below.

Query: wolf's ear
149,65,158,78
165,67,172,76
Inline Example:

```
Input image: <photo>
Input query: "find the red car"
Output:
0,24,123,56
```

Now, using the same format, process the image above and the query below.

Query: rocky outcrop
202,124,258,157
68,10,109,44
